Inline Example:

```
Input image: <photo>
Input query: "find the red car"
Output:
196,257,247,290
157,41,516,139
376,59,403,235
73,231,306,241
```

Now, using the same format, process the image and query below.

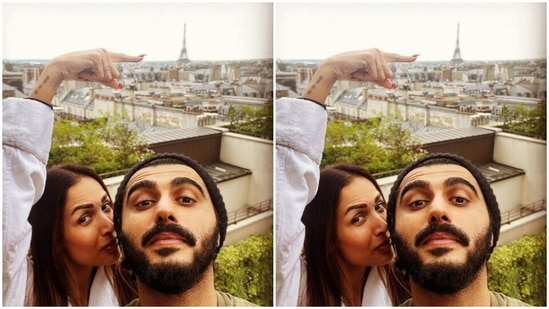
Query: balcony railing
227,199,273,225
500,199,546,225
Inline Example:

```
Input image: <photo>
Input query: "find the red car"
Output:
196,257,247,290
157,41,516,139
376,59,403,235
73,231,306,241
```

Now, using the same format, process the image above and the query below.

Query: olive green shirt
126,291,257,306
399,291,531,306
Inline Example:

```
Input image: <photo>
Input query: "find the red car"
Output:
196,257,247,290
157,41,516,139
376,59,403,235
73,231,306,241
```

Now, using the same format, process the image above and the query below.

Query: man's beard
119,223,219,294
393,222,492,294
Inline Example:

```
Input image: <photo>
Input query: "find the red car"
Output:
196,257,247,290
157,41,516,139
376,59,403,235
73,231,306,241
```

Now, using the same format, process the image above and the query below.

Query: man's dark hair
387,152,501,256
113,153,228,254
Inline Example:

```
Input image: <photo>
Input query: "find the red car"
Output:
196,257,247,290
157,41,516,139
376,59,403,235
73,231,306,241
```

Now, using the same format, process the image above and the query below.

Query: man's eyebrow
171,177,205,197
444,177,479,197
126,179,156,200
399,179,430,201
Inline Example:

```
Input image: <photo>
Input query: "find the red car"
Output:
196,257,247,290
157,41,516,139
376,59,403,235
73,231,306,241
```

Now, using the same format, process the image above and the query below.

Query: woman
2,48,144,306
276,48,417,306
27,164,136,306
301,164,409,306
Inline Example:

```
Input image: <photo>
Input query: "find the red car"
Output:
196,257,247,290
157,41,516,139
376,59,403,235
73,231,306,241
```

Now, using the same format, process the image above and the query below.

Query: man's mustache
415,223,470,247
141,223,197,247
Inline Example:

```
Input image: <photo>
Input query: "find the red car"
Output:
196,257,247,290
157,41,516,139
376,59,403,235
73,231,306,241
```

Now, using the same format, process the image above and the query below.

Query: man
113,153,256,306
386,153,531,306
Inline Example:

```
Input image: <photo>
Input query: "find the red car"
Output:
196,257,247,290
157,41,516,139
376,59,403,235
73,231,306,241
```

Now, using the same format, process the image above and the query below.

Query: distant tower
449,23,464,66
177,23,191,66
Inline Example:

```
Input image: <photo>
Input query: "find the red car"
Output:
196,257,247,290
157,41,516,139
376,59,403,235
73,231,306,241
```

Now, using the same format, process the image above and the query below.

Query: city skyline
2,2,273,61
276,2,546,62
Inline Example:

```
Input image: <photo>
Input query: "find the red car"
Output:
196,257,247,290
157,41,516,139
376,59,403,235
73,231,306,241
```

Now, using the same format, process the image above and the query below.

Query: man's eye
452,196,469,205
135,200,154,208
409,200,427,208
178,196,196,205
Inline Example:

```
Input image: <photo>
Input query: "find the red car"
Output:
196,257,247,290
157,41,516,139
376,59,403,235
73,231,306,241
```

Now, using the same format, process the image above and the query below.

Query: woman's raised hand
30,48,145,104
322,48,418,88
302,48,418,104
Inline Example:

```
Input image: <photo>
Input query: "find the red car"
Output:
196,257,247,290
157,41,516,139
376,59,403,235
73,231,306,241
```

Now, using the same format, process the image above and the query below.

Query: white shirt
275,97,391,306
2,97,118,306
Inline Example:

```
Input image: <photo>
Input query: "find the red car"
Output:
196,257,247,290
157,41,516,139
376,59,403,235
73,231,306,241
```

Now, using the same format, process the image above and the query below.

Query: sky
2,1,546,62
2,2,273,61
276,2,547,61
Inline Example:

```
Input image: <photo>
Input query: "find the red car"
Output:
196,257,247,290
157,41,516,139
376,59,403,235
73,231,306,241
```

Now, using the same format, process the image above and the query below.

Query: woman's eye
102,201,113,212
352,215,364,224
375,202,386,212
79,215,90,224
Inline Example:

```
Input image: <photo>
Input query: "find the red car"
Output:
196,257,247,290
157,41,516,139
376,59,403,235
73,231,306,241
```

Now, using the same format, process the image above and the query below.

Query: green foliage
370,111,428,169
322,112,426,173
499,102,546,140
214,232,273,306
225,103,273,140
49,110,154,174
488,232,546,306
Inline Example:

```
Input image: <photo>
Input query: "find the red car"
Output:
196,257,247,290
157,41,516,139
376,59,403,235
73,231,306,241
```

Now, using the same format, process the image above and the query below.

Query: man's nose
155,197,178,224
428,196,452,224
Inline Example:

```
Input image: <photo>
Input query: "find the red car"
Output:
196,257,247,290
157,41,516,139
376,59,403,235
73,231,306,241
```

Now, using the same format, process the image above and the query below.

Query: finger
381,58,392,80
94,52,106,80
374,79,397,89
368,56,385,80
383,52,419,63
101,56,113,81
109,52,146,63
102,79,124,89
376,57,387,81
105,52,120,80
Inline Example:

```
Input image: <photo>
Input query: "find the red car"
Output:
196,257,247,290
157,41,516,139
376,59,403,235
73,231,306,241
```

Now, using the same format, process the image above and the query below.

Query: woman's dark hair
27,164,136,306
301,164,410,305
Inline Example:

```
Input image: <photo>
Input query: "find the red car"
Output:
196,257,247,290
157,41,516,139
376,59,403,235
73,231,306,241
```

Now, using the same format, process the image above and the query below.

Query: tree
224,103,273,140
370,111,427,170
49,109,154,174
323,119,389,172
322,112,426,175
499,102,546,140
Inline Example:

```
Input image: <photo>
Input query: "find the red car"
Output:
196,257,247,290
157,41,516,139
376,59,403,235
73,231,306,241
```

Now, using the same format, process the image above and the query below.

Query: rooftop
477,162,525,182
415,126,494,144
141,126,221,145
203,162,252,183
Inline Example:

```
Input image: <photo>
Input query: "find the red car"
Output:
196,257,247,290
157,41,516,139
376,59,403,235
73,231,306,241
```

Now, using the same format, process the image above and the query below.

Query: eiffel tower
176,23,191,66
449,23,464,66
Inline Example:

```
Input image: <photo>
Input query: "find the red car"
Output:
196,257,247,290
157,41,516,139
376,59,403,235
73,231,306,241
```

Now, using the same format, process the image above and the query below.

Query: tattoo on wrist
33,75,50,95
306,75,324,95
315,75,324,84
